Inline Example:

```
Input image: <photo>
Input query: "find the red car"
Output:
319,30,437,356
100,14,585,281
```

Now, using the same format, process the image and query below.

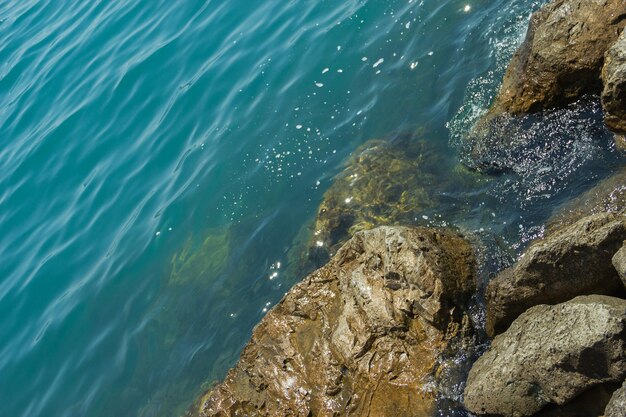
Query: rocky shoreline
185,1,626,416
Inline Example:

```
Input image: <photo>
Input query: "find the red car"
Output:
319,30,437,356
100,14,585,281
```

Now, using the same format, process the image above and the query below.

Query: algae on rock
305,134,476,268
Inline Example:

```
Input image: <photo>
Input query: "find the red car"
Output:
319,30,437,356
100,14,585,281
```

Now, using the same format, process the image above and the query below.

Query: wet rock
490,0,626,116
306,136,446,267
188,226,477,417
464,99,609,174
605,380,626,417
614,243,626,288
615,134,626,152
464,295,626,417
603,29,626,135
546,168,626,233
486,212,626,337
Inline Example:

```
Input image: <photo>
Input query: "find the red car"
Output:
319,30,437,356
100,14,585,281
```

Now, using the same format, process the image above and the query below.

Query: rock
464,98,609,174
614,243,626,289
615,134,626,152
605,380,626,417
534,383,620,417
491,0,626,116
307,138,436,266
464,295,626,417
304,134,473,268
546,168,626,233
486,212,626,337
603,29,626,135
187,226,477,417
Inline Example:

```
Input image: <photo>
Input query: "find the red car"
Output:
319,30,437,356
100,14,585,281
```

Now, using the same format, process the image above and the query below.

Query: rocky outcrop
188,226,477,417
464,0,626,172
605,380,626,417
602,29,626,135
464,295,626,417
485,212,626,337
490,0,626,115
614,243,626,289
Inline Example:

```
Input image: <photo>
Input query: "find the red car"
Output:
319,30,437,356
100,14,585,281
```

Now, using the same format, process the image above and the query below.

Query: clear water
0,0,623,416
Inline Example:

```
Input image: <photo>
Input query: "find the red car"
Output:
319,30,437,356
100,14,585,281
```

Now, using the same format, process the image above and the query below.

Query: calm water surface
1,0,622,416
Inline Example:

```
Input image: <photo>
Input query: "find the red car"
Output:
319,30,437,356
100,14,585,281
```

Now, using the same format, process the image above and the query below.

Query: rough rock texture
464,295,626,417
614,243,626,289
605,380,626,417
188,226,476,417
491,0,626,115
603,29,626,135
486,212,626,337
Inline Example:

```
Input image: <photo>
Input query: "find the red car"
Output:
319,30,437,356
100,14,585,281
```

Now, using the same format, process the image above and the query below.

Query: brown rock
187,226,477,417
491,0,626,115
603,29,626,135
486,212,626,337
464,295,626,417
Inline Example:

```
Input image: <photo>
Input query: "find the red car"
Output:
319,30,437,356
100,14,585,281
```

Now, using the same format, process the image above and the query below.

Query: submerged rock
305,136,445,267
188,226,477,417
464,295,626,417
546,168,626,233
602,29,626,136
605,380,626,417
486,212,626,337
464,99,610,174
463,0,626,172
490,0,626,115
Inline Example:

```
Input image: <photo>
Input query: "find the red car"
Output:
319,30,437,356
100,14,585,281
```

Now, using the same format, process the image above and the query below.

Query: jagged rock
614,243,626,289
464,295,626,417
491,0,626,115
187,226,477,417
486,212,626,337
605,380,626,417
603,29,626,136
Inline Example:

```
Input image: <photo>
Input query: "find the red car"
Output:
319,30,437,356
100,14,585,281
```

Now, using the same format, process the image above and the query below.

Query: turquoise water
1,0,623,416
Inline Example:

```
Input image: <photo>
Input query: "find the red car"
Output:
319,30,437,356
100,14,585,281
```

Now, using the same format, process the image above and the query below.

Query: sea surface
1,0,623,416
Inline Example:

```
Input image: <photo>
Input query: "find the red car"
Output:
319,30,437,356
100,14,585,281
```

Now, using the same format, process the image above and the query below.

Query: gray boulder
603,29,626,136
486,212,626,336
605,380,626,417
464,295,626,417
614,243,626,289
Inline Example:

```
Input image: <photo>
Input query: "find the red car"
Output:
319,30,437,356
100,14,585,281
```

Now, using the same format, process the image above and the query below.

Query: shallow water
0,0,623,416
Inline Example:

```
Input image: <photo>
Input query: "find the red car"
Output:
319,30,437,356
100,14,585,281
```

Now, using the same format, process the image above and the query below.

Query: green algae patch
307,136,447,265
169,227,231,287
